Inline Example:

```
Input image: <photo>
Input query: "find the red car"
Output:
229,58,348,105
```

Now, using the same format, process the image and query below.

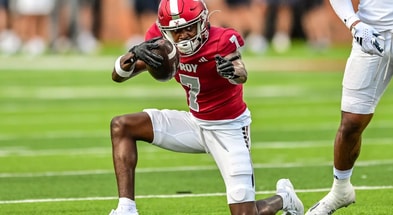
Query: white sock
331,177,352,194
333,167,353,180
117,197,137,212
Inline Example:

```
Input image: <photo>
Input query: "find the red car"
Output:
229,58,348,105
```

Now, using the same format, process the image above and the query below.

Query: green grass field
1,44,393,214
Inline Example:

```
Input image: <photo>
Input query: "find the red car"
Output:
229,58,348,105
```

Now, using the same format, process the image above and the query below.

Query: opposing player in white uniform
108,0,304,215
306,0,393,214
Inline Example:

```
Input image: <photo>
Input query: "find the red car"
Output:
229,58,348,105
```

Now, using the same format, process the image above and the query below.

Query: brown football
146,38,180,82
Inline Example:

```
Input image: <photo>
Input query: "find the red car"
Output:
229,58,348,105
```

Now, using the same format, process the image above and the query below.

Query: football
146,38,180,82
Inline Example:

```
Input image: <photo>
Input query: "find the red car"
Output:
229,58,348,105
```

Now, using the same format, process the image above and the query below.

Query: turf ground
1,44,393,214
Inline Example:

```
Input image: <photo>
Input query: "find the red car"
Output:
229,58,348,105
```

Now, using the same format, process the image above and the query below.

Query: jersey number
178,35,239,112
230,35,240,49
179,74,200,112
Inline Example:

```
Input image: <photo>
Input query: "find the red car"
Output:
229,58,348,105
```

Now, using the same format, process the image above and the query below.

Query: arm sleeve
329,0,359,29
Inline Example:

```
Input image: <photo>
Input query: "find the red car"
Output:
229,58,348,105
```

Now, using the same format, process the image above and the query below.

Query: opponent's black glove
128,37,164,68
215,54,239,79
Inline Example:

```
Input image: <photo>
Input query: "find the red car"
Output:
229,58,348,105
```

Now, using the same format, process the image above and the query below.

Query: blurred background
3,1,393,214
0,0,358,56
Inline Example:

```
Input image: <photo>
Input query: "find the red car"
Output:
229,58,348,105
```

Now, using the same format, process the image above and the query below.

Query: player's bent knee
227,185,255,204
110,116,126,135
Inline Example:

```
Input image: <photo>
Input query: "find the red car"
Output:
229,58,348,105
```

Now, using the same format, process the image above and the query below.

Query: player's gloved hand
128,37,164,68
215,55,239,79
351,22,384,56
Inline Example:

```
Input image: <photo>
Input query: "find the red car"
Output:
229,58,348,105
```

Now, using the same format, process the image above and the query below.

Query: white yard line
0,85,303,99
0,55,346,72
0,86,184,99
0,186,392,205
1,159,392,178
0,138,392,156
0,56,114,72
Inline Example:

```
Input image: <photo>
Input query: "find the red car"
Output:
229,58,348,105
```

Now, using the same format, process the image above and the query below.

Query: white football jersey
357,0,393,31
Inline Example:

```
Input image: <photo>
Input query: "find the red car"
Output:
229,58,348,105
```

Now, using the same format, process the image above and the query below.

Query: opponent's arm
215,51,247,84
329,0,358,29
112,37,164,82
329,0,384,56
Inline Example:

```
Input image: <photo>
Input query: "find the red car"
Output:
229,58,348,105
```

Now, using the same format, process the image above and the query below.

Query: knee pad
227,185,255,204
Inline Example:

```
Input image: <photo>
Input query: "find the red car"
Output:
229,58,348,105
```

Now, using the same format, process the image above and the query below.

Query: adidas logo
199,57,208,63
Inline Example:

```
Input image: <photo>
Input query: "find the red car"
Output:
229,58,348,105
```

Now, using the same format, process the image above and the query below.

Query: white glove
351,22,384,56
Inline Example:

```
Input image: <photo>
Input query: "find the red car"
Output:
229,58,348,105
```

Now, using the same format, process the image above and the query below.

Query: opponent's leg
306,112,372,215
306,32,392,214
334,112,372,170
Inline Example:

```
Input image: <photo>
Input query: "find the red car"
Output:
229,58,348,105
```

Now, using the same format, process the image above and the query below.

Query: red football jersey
146,24,247,121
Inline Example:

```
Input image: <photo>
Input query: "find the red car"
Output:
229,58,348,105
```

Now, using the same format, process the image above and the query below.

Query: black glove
215,54,239,79
128,37,164,68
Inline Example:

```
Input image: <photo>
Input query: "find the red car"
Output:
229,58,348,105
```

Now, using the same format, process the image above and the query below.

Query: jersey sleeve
216,28,244,57
145,23,163,41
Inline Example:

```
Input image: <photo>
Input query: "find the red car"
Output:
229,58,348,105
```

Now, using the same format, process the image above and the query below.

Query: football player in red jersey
109,0,303,215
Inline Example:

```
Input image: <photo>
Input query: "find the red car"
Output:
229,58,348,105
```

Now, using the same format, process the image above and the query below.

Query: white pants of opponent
342,30,393,114
144,108,255,204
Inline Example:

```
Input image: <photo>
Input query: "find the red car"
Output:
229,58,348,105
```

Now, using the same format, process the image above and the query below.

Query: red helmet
157,0,209,56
